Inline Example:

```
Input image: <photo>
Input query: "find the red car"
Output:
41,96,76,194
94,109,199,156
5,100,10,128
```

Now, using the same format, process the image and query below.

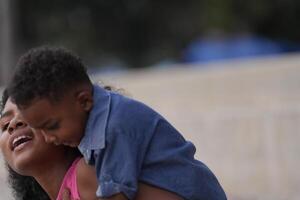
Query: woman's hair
1,89,50,200
98,81,130,97
0,89,9,114
7,166,50,200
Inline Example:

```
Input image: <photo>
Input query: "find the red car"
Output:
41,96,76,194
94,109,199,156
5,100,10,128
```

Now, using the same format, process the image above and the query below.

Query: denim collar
78,84,111,152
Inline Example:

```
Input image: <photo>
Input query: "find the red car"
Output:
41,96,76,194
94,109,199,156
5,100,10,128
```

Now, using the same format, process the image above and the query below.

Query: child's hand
62,188,72,200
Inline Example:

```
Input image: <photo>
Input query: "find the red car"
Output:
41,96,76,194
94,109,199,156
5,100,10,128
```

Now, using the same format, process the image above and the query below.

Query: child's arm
75,158,183,200
74,158,128,200
135,184,184,200
101,194,128,200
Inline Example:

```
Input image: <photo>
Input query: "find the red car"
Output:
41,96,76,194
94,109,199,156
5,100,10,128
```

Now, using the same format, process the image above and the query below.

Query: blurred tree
0,0,14,85
14,0,300,69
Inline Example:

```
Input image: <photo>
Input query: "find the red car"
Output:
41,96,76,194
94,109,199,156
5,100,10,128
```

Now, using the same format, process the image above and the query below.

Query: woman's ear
76,90,93,112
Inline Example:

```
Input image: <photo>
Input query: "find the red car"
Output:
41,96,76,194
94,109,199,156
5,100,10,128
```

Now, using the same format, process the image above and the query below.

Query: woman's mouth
12,135,33,151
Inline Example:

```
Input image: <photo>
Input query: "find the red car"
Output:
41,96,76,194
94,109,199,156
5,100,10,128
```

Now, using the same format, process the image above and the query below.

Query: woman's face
0,98,64,175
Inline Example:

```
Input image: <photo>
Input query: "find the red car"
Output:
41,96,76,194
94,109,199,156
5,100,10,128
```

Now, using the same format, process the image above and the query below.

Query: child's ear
76,90,93,112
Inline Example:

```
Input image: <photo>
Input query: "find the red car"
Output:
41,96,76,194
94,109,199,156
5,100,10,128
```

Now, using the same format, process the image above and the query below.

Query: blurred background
1,0,300,199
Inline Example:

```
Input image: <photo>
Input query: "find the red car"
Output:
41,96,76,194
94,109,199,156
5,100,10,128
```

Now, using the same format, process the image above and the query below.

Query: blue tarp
183,36,300,63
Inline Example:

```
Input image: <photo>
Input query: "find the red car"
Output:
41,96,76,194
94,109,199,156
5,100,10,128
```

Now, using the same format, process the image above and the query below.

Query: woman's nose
8,118,26,134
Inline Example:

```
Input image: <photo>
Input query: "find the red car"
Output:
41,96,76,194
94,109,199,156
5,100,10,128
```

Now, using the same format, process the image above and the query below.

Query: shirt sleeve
138,119,227,199
93,122,153,199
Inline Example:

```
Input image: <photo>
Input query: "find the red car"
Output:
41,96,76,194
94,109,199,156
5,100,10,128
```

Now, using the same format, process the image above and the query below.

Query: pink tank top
56,157,81,200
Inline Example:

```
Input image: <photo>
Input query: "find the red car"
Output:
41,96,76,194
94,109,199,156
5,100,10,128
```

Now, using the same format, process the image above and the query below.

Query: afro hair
8,46,91,107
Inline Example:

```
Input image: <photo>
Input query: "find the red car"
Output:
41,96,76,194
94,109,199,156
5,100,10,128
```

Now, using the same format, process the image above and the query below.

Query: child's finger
62,188,71,200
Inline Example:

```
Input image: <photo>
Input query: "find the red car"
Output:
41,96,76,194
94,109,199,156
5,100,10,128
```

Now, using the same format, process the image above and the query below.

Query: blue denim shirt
78,85,227,200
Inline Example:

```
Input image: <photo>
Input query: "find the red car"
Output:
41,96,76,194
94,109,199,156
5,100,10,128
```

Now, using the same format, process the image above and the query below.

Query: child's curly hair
8,46,92,108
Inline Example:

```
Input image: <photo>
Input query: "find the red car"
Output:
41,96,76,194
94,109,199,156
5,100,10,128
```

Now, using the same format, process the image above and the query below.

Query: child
8,46,227,200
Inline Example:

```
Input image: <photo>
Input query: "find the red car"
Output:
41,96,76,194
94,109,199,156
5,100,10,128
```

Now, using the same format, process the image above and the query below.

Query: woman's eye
46,122,59,130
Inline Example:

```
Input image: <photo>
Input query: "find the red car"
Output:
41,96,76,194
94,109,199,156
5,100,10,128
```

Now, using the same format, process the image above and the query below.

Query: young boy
8,46,227,200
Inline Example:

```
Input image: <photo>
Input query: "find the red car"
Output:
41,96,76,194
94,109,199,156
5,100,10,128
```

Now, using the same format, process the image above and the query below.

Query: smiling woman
0,89,50,199
0,89,85,200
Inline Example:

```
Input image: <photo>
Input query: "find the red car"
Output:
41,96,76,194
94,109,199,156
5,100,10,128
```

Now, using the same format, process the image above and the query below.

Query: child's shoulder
106,92,162,136
109,92,159,120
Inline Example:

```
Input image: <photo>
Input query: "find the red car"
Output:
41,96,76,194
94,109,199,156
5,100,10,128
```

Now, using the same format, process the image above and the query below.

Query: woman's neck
31,152,77,200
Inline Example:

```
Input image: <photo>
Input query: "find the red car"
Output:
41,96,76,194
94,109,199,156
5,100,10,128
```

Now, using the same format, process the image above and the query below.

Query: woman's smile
0,99,57,174
9,127,33,152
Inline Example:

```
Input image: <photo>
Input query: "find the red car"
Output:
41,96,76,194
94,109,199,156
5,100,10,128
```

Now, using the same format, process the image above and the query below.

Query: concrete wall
95,54,300,200
1,54,300,199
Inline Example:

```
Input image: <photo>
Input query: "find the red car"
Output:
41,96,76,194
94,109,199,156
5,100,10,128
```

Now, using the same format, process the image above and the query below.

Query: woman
0,90,183,200
0,89,98,199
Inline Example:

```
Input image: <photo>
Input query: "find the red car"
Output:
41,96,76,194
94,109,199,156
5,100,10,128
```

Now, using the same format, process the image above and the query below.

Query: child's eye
46,122,60,130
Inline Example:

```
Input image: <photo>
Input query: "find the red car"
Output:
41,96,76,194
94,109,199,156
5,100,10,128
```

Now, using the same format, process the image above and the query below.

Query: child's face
18,90,93,147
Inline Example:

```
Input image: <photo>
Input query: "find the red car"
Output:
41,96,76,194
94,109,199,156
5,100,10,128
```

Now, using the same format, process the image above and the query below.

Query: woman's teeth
12,135,32,149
